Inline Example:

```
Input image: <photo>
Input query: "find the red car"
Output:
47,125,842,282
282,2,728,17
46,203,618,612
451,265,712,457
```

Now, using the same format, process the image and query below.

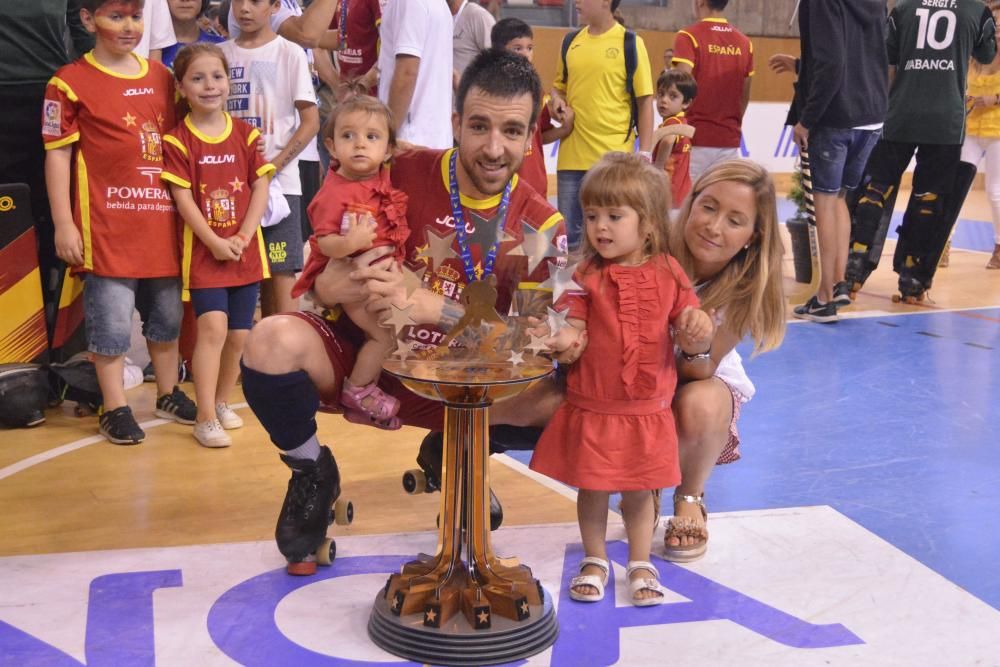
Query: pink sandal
340,381,402,430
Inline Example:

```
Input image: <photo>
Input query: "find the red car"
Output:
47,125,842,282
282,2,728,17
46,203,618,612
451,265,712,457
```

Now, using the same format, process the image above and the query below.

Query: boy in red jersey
43,0,196,445
652,69,697,210
672,0,753,182
491,17,574,197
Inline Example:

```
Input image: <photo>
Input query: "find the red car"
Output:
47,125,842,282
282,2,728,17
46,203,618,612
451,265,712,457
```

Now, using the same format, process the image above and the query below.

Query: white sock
283,435,321,461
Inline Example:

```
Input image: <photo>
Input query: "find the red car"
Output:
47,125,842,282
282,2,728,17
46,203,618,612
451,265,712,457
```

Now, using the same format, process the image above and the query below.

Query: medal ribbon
448,149,512,283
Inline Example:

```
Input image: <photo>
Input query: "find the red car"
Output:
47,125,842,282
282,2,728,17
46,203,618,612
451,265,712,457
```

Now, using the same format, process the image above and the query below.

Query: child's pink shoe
340,381,401,430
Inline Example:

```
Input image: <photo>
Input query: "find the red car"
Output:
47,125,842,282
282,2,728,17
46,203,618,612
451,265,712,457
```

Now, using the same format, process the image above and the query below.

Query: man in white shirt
450,0,494,78
378,0,454,148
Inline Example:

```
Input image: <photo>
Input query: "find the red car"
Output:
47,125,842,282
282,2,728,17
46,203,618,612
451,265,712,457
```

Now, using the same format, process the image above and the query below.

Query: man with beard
239,49,567,575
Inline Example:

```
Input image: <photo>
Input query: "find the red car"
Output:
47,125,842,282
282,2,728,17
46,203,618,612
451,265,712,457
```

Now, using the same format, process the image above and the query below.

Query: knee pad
853,181,895,248
240,363,320,451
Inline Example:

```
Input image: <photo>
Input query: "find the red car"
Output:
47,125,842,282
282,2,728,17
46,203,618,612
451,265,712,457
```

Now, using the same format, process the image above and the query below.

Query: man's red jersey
364,148,566,350
331,0,381,88
42,53,179,278
673,18,754,148
652,114,693,207
161,113,276,295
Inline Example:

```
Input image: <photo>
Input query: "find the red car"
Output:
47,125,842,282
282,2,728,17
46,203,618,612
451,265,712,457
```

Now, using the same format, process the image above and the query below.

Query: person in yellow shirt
963,1,1000,269
549,0,654,249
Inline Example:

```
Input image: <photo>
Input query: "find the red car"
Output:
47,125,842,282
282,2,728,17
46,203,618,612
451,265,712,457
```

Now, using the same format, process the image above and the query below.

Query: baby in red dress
530,153,715,607
292,95,409,427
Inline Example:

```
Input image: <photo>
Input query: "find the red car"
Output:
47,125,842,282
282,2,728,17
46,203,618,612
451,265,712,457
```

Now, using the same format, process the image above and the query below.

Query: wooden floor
2,187,1000,560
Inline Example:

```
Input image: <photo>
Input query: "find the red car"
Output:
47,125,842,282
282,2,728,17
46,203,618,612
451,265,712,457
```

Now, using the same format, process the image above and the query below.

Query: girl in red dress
530,153,714,606
291,95,409,428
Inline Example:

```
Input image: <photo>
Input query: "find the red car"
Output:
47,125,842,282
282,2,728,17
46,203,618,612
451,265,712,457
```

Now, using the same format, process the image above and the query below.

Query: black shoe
155,386,197,424
793,296,838,323
142,362,155,382
832,281,852,307
145,361,191,383
276,446,341,562
99,406,145,444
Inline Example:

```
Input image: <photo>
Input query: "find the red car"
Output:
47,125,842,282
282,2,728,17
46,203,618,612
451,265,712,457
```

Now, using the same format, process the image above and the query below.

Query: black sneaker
832,281,853,307
793,296,838,323
155,385,197,424
142,362,155,382
144,361,191,383
99,406,145,445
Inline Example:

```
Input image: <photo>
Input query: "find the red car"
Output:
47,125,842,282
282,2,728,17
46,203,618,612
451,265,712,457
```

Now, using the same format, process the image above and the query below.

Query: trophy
367,224,579,666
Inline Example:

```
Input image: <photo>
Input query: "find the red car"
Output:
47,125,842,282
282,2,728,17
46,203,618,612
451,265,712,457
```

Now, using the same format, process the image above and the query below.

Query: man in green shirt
848,0,996,300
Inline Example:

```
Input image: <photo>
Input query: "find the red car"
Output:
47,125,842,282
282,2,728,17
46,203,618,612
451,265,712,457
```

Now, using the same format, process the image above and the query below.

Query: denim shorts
84,275,182,356
808,127,881,193
189,282,260,330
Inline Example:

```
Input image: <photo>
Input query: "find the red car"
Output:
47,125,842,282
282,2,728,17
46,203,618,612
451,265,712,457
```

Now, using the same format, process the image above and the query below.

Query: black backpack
560,27,639,140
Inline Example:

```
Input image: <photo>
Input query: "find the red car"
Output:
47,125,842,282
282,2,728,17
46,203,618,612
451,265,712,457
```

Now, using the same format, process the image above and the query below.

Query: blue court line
506,308,1000,611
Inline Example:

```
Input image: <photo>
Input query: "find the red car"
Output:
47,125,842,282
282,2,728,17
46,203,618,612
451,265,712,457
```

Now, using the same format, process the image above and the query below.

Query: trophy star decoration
416,228,458,268
400,265,426,298
525,333,550,354
507,222,561,274
393,338,418,361
464,211,502,253
384,303,417,334
546,306,570,337
507,350,525,366
537,262,583,304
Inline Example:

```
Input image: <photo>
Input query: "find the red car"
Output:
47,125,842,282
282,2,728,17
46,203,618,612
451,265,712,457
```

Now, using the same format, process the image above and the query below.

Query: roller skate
402,431,504,531
276,446,354,575
844,247,873,300
892,272,928,304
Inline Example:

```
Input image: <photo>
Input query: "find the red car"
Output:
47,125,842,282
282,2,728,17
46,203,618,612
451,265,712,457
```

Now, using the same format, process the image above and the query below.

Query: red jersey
673,18,754,148
652,114,693,207
161,113,275,294
359,148,566,350
518,104,554,198
331,0,381,88
42,52,179,278
293,166,409,298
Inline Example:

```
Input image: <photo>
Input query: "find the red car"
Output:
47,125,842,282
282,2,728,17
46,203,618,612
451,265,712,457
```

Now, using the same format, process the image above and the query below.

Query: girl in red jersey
162,43,275,448
529,153,714,606
292,95,409,429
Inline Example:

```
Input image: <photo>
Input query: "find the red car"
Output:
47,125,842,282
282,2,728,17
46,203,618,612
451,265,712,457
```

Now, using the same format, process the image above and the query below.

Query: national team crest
206,188,237,228
140,121,162,162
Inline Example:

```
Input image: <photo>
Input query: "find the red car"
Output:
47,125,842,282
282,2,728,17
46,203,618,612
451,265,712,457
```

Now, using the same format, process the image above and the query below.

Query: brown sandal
663,492,709,563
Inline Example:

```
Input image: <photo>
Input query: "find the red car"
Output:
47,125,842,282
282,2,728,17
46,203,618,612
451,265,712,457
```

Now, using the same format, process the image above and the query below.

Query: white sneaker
194,419,232,448
215,402,244,429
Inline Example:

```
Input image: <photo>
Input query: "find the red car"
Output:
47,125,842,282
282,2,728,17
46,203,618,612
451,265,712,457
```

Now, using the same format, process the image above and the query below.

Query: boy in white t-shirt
222,0,319,316
377,0,453,148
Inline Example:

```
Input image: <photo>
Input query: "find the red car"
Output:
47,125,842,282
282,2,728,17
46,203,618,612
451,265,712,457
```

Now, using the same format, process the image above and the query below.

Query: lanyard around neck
448,149,512,283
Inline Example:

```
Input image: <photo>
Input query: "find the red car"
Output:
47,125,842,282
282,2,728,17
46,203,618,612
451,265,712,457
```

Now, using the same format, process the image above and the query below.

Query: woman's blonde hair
577,152,673,266
669,159,786,355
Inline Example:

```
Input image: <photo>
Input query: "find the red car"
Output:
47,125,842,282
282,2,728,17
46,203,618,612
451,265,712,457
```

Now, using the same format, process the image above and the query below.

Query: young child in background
529,152,714,607
44,0,197,445
221,0,319,317
291,95,409,430
491,18,575,197
653,69,697,212
161,43,275,448
161,0,226,68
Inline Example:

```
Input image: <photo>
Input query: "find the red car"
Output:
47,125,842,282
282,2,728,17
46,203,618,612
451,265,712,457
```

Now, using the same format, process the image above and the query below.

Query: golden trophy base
368,358,559,666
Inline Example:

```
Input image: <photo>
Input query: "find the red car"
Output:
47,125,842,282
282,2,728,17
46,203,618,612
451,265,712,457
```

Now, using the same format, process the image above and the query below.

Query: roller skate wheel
287,559,318,576
849,290,859,301
891,294,902,303
334,499,354,525
315,538,336,566
402,469,427,495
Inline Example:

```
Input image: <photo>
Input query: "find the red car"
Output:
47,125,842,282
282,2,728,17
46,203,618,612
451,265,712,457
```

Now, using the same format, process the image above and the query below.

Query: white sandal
569,556,610,602
626,560,667,607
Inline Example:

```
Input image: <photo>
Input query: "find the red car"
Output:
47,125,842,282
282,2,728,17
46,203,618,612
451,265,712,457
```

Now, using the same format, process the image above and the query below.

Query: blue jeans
84,275,182,356
557,170,586,250
808,127,881,193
